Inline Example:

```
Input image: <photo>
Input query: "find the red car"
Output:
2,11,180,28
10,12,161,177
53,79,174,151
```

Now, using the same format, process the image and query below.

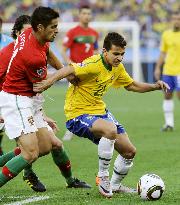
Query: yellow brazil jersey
64,54,133,120
161,29,180,75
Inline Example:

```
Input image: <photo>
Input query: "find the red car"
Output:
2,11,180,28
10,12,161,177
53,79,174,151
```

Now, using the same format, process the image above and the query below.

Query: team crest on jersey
28,116,35,126
37,68,45,77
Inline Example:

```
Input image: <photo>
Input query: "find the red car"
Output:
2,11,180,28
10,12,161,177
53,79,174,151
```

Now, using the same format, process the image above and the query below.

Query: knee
22,148,39,163
52,138,63,149
123,146,136,159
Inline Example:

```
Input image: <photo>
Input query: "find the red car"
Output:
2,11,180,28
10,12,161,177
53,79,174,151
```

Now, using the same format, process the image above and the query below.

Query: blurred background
0,0,179,82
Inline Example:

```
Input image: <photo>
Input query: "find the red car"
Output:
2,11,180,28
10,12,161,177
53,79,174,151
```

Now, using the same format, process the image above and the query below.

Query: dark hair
103,32,127,51
31,6,59,31
11,15,31,39
79,5,91,13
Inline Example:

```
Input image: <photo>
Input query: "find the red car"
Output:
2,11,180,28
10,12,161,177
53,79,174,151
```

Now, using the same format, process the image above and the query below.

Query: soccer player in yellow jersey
154,11,180,131
33,32,169,198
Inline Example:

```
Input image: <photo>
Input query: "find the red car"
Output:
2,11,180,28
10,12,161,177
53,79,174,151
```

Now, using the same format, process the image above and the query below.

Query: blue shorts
162,75,180,92
66,110,125,145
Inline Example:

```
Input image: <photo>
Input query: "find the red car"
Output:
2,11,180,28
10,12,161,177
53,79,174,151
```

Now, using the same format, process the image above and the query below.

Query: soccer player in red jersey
62,5,99,140
62,5,99,64
0,14,90,192
0,7,90,190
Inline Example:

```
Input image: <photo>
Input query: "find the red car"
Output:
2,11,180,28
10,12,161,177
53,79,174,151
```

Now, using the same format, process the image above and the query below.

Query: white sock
163,99,174,127
111,155,133,187
98,137,115,177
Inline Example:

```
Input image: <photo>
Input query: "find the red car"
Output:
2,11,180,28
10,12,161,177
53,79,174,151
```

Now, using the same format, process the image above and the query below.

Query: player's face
41,18,59,42
79,9,92,24
103,45,125,67
172,14,180,30
22,24,31,31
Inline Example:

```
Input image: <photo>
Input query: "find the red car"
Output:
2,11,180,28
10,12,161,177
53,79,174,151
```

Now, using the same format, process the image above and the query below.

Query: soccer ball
137,173,165,200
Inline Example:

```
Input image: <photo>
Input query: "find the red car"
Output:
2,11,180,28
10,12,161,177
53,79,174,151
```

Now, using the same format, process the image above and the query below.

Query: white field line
4,195,49,205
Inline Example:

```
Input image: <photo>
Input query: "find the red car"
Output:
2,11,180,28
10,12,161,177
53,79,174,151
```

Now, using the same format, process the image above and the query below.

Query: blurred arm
61,45,71,65
154,51,166,80
47,49,64,70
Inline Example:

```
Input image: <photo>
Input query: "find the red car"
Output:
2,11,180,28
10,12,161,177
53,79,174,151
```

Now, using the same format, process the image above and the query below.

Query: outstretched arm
33,65,75,93
125,80,170,93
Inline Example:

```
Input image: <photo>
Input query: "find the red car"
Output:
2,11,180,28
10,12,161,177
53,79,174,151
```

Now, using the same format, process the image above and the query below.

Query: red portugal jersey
2,28,49,96
0,42,14,91
63,25,98,63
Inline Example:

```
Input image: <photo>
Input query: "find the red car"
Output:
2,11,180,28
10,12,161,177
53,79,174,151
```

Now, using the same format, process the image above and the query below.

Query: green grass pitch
1,84,180,204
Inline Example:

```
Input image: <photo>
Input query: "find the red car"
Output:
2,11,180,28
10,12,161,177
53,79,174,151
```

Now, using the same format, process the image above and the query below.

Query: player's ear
37,24,44,32
102,48,106,53
102,48,107,55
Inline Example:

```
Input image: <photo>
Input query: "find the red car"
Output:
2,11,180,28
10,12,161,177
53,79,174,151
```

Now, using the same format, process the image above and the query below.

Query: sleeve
63,29,74,48
25,60,47,83
160,31,167,53
112,64,134,88
24,43,49,83
72,62,99,80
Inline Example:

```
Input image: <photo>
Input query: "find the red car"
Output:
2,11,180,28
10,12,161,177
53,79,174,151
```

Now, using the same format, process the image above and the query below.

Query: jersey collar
100,54,112,71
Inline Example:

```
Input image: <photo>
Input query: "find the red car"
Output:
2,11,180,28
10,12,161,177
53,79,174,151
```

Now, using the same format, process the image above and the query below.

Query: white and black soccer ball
137,173,165,201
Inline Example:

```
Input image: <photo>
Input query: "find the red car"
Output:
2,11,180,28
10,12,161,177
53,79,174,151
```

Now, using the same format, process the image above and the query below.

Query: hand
0,116,4,123
154,68,161,81
155,80,170,92
44,116,60,134
66,74,80,85
33,79,53,93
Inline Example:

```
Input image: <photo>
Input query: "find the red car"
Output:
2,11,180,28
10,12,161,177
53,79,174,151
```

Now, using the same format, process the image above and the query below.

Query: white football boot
98,176,113,198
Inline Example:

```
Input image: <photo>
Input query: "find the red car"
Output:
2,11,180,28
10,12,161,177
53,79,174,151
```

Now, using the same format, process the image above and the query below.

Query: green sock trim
51,148,69,164
51,148,73,183
0,155,29,186
0,150,16,167
6,155,29,175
